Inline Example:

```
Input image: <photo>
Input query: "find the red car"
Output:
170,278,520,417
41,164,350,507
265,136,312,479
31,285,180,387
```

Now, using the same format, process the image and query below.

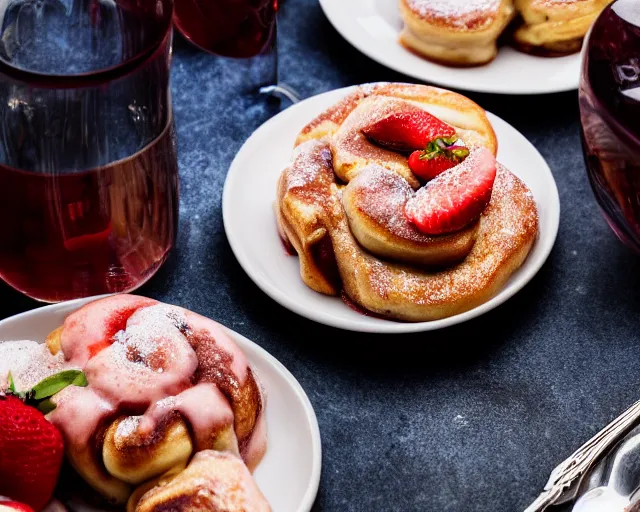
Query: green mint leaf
37,398,57,415
31,370,88,400
7,372,16,393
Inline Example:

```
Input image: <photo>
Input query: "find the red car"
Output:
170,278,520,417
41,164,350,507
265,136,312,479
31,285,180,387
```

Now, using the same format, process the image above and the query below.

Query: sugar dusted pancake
278,139,538,321
399,0,516,66
276,84,539,321
513,0,613,55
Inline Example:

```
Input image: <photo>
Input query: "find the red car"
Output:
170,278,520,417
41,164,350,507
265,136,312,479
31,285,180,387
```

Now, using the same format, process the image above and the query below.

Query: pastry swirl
276,84,539,321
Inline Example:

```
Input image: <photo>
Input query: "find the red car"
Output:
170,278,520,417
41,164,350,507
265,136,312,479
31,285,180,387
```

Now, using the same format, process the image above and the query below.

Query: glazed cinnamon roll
43,295,269,511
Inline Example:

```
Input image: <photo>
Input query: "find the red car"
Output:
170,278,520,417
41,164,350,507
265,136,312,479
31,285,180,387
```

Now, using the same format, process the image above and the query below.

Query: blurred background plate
318,0,582,95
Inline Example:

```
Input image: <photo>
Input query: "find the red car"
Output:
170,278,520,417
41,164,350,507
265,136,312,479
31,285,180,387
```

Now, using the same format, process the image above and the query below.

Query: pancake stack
398,0,613,65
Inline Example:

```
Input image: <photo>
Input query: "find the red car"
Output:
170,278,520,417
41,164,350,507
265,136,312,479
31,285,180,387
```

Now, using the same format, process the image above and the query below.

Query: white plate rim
0,296,322,512
222,85,561,334
317,0,581,95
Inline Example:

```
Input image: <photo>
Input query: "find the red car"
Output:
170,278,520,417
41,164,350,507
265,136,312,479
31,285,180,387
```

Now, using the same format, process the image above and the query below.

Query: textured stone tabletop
2,1,639,511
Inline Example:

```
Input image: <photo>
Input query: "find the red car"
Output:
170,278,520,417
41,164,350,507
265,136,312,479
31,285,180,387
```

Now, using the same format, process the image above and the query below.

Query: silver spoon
524,399,640,512
572,424,640,512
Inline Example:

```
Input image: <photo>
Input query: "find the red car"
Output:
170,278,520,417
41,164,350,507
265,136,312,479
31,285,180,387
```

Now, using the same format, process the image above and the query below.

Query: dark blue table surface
2,1,639,511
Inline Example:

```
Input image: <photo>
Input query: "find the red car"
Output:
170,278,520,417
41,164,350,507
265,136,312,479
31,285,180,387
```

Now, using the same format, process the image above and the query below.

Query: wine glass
173,0,298,102
579,0,640,253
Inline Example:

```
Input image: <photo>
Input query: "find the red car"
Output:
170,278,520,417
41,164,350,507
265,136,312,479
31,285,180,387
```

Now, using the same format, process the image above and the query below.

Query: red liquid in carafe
0,120,178,303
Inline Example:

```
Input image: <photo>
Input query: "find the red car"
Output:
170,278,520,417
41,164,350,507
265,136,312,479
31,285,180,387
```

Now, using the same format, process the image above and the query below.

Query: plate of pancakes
223,83,560,333
0,295,321,512
318,0,612,95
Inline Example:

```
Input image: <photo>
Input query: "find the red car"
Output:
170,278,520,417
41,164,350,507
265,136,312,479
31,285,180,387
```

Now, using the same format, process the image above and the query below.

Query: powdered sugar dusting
407,0,502,28
288,140,334,190
115,415,140,440
0,340,66,392
279,138,538,321
346,166,413,231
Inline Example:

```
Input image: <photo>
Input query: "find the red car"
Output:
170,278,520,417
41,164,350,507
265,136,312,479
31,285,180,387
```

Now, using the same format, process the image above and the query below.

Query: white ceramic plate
0,297,322,512
223,86,560,333
318,0,581,95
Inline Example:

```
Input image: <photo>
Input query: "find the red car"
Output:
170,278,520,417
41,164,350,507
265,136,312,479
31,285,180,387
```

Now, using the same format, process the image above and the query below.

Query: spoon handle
523,487,563,512
524,399,640,511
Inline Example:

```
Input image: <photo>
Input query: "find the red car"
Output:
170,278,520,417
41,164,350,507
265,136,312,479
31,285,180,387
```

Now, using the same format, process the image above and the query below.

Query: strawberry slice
405,147,497,235
408,138,470,181
362,110,456,152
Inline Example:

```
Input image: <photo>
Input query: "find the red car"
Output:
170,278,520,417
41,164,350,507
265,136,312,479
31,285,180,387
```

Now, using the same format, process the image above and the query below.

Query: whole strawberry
0,497,34,512
408,137,470,182
0,369,87,512
0,396,64,511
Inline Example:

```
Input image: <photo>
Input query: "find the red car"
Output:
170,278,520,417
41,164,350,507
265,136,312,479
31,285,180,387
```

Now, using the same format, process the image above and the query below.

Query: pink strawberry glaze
60,295,158,366
50,386,115,448
47,295,266,482
83,306,198,407
139,383,237,453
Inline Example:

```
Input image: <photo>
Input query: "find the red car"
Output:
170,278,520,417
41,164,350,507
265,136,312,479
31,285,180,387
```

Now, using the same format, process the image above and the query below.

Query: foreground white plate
319,0,581,95
0,297,321,512
223,86,560,333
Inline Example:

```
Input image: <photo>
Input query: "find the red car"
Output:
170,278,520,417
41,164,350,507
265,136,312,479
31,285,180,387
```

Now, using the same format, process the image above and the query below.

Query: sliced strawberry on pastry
362,110,456,152
408,137,469,181
405,147,497,235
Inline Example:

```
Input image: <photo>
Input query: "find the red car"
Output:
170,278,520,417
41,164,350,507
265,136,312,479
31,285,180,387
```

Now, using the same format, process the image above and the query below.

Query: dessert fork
524,399,640,512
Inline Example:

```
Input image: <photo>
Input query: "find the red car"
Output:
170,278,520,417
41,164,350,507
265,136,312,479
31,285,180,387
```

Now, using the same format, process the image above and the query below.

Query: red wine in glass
172,0,290,100
0,0,178,302
174,0,277,58
580,0,640,252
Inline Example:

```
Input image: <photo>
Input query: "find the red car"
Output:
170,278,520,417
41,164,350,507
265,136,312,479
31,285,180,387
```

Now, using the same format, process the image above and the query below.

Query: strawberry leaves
7,372,17,394
419,137,469,163
4,370,88,414
408,137,471,182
